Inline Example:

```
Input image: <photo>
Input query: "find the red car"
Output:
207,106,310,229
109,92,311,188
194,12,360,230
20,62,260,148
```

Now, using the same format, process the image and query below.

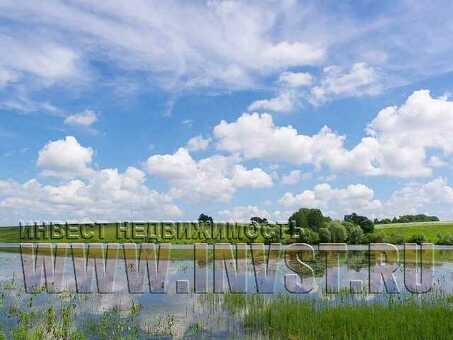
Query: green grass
375,221,453,229
222,293,453,339
0,223,290,244
1,221,453,244
375,221,453,242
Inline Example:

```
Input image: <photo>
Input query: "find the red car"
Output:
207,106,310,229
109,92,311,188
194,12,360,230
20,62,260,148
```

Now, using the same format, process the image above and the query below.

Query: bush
327,221,347,243
383,233,406,244
299,228,320,244
365,232,386,243
289,208,327,232
344,222,364,244
344,213,374,233
318,228,331,243
435,233,453,245
407,233,427,244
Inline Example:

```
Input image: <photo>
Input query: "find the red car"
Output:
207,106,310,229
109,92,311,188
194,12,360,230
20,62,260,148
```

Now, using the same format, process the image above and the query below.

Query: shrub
299,228,320,244
327,221,347,243
318,228,331,243
407,233,427,244
383,233,406,244
365,232,386,243
435,233,453,245
344,213,374,233
344,223,364,244
289,208,327,232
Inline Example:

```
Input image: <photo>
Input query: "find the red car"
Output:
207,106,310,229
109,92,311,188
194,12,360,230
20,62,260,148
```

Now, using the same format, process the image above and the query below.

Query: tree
408,233,427,244
289,208,327,232
319,228,331,243
375,214,440,224
299,228,320,244
343,222,364,244
327,221,347,242
198,213,213,224
250,216,268,224
344,213,374,233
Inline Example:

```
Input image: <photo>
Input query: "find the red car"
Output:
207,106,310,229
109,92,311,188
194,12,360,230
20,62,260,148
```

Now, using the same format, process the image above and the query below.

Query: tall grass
223,293,453,339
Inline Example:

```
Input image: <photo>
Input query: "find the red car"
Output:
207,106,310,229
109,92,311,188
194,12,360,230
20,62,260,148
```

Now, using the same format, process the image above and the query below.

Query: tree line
374,214,439,224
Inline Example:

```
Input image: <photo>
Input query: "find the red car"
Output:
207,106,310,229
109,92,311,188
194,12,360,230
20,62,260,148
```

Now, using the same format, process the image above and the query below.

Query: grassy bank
221,293,453,339
0,221,453,244
0,223,289,244
375,221,453,243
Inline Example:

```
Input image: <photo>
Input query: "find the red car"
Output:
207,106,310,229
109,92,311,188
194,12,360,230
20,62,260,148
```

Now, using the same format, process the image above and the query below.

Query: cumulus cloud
310,63,381,104
231,165,273,188
64,110,98,126
218,205,272,222
277,177,453,220
37,136,94,178
214,112,350,166
0,167,181,224
215,90,453,177
281,170,305,185
146,148,272,201
186,135,211,151
382,177,453,218
279,183,382,218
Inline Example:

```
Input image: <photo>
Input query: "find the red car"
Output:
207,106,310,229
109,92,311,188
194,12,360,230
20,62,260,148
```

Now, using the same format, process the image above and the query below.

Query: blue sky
1,0,453,224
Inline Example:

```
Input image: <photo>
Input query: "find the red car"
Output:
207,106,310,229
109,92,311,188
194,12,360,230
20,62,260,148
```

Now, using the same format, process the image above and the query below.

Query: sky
2,0,453,224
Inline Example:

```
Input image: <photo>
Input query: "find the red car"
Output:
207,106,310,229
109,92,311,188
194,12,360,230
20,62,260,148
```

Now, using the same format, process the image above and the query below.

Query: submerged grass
222,293,453,340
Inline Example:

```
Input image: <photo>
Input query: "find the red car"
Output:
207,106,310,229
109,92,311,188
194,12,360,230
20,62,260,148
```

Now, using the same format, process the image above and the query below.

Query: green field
0,221,452,244
0,223,289,244
375,221,453,243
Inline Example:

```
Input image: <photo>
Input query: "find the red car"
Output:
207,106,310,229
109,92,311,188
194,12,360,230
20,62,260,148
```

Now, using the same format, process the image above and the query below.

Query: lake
0,244,452,338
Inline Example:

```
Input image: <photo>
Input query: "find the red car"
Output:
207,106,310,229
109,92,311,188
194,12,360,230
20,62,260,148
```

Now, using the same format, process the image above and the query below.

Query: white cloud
231,165,273,188
64,110,98,126
281,170,304,185
278,72,313,88
382,177,453,218
0,34,80,85
0,137,182,224
310,63,381,104
246,71,313,114
1,1,453,98
186,135,211,151
0,167,181,224
215,91,453,178
359,89,453,177
218,205,272,222
37,136,94,178
277,177,453,220
146,148,272,202
248,91,298,113
0,1,325,90
0,94,62,115
279,183,382,218
214,112,349,166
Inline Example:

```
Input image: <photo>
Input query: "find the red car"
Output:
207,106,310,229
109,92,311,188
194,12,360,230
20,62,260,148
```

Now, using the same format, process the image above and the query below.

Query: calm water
0,244,452,338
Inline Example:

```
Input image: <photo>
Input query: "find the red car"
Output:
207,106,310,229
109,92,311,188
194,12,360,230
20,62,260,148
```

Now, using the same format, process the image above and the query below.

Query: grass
375,221,453,242
1,221,453,244
221,293,453,339
0,223,289,244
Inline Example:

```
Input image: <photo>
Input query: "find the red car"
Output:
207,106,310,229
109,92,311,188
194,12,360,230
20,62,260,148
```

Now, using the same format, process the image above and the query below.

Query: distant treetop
198,213,214,224
374,214,439,224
